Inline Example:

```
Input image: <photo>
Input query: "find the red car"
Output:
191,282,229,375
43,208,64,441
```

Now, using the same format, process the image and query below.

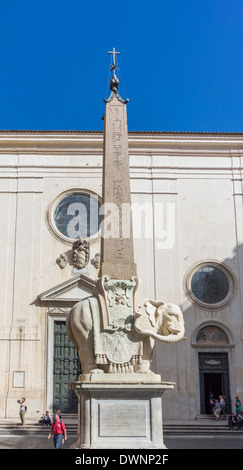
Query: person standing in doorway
209,393,215,414
213,400,221,420
17,397,27,426
223,395,228,414
219,395,226,418
48,413,67,449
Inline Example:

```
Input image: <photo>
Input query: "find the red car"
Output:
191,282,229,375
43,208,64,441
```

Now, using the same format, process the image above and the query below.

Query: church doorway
203,373,223,413
53,321,81,413
199,352,231,414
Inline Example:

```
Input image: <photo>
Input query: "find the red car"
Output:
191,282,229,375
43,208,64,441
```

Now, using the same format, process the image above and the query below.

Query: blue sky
0,0,242,132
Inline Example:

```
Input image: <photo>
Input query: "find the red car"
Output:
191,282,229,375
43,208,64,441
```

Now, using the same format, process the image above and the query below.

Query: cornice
0,129,242,135
0,130,242,155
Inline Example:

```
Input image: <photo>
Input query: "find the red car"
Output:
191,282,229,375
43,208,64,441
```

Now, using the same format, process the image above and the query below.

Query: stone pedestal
69,377,174,449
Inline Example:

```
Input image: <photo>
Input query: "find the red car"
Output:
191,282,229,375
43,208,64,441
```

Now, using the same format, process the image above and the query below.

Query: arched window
196,325,229,345
192,321,234,349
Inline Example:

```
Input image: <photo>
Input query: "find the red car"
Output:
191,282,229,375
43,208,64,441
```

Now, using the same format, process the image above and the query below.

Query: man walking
48,413,67,449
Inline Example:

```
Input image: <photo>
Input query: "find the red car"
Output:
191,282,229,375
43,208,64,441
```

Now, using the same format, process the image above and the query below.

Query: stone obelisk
99,47,137,280
67,48,185,449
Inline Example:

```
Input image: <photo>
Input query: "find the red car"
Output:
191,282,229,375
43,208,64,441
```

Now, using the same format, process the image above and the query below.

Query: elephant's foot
78,367,104,380
134,360,153,374
82,365,105,374
89,368,104,374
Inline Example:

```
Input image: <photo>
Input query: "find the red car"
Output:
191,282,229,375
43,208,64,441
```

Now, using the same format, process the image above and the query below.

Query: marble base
69,378,174,449
79,371,164,383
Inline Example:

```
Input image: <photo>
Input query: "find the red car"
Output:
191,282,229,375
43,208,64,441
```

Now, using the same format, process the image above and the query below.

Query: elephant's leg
79,356,104,374
133,336,154,374
79,351,104,374
78,331,104,375
68,297,106,375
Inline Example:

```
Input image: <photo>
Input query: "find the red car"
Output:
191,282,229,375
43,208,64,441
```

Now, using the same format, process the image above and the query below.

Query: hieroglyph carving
111,108,123,171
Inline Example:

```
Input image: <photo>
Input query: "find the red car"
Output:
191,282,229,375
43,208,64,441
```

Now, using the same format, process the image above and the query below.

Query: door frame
198,352,231,414
39,276,95,413
46,306,72,412
192,321,235,417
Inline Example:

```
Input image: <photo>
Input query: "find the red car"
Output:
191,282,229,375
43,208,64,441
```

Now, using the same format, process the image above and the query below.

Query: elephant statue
66,294,185,376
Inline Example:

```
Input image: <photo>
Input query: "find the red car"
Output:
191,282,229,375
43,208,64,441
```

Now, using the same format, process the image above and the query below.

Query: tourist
41,410,52,426
17,397,27,426
219,395,226,418
48,413,67,449
228,412,240,430
213,400,221,420
55,409,62,420
223,395,228,413
235,396,241,417
238,411,243,430
209,393,215,414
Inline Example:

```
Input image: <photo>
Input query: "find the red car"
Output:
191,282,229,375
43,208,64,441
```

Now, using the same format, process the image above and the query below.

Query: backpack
60,420,65,433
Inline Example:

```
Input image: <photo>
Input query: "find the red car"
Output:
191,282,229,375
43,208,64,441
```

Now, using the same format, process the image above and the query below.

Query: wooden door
53,321,81,413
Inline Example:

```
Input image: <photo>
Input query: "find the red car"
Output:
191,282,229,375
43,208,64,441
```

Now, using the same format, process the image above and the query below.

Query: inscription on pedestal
98,401,149,438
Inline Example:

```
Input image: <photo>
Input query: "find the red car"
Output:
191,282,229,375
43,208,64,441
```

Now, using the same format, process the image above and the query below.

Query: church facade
1,129,243,420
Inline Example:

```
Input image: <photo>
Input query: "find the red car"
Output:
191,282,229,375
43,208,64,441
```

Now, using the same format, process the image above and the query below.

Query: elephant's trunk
143,328,185,343
134,318,185,343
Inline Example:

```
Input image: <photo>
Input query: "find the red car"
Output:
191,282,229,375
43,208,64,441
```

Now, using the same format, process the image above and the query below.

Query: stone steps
0,414,78,435
164,426,235,435
163,416,238,435
0,415,237,436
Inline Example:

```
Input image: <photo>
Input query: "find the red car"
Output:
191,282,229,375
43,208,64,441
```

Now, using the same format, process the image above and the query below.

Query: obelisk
67,48,184,450
99,47,137,280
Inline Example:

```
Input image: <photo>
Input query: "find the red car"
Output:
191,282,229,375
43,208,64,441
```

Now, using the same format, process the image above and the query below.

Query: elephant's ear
145,300,165,327
134,307,156,335
134,300,165,334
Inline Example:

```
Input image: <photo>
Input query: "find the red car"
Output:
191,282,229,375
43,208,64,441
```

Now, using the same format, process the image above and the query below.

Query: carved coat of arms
73,238,90,269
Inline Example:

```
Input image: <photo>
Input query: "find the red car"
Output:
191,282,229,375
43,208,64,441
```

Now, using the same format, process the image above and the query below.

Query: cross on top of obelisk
108,47,120,74
105,47,128,104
